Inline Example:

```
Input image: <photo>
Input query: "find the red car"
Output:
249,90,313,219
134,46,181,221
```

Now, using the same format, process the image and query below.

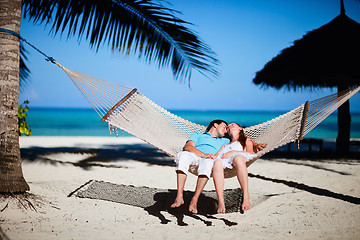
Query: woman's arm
252,140,268,153
245,138,254,154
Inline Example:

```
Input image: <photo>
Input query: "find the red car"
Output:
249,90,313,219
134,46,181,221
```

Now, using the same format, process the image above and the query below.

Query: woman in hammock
213,122,257,213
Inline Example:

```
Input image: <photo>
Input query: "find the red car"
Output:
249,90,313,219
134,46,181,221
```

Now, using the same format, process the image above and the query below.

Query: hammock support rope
0,28,56,63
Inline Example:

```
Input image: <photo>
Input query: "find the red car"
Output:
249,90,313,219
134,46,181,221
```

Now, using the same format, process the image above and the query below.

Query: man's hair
205,119,228,132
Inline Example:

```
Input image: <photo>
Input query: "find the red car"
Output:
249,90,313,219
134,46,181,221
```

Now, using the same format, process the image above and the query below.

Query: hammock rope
54,62,360,178
0,28,56,64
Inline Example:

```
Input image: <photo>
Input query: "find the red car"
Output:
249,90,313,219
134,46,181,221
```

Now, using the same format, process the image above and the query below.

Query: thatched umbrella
253,0,360,154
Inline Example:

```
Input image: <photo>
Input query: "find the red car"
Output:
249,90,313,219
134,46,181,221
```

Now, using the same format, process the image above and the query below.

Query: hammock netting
56,62,360,178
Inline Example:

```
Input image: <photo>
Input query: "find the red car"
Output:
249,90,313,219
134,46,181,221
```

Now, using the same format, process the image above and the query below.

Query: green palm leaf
19,43,30,92
22,0,220,83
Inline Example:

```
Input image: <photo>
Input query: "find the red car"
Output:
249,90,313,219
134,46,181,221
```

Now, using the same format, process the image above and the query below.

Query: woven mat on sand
73,180,243,214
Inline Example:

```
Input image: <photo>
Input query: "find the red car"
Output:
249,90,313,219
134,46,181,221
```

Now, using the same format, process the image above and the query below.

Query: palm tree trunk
336,83,351,155
0,0,29,192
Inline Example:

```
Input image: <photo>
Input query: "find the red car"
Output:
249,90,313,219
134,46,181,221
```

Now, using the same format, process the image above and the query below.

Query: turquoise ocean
25,107,360,139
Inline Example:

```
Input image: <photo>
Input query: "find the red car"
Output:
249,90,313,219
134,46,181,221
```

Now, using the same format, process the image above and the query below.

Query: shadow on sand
248,173,360,205
20,144,174,169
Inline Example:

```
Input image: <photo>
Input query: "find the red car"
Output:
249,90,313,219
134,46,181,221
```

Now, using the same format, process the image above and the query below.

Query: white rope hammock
55,62,360,178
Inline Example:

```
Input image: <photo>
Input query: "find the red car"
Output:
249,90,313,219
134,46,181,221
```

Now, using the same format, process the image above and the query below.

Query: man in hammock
170,120,230,212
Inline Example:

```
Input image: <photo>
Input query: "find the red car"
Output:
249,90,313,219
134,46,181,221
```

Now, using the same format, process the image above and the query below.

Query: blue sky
19,0,360,112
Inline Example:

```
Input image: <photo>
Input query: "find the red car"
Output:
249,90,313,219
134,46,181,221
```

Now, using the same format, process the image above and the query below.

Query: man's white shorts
174,151,214,178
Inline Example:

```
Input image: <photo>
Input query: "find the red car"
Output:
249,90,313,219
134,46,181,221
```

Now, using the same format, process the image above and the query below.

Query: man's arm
184,141,216,159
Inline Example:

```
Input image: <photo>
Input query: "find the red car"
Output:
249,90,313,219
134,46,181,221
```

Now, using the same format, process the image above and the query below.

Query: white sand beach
1,136,360,240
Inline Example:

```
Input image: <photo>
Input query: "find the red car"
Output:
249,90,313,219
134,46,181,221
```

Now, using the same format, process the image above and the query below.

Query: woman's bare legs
212,160,226,213
232,156,251,211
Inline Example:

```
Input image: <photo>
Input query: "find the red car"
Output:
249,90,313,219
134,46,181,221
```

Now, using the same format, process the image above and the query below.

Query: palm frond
22,0,220,83
19,43,31,92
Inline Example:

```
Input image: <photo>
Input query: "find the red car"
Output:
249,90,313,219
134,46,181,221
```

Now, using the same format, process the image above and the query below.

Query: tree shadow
248,173,360,205
265,159,352,175
20,144,174,169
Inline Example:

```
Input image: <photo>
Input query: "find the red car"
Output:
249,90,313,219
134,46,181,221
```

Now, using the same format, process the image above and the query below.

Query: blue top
187,132,230,155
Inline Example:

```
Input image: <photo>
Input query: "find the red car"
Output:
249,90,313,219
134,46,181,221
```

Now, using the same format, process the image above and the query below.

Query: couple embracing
171,120,265,214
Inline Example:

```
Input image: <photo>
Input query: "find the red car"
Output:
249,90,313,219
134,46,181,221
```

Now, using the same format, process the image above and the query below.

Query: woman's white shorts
218,152,257,169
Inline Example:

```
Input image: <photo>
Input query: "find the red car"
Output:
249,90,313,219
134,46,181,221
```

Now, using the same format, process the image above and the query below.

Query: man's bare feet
242,195,251,211
217,201,226,214
188,198,198,214
171,196,184,208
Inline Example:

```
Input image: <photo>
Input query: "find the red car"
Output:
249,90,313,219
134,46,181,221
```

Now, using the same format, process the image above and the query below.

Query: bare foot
188,198,198,214
171,196,184,208
217,201,226,214
242,195,251,211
